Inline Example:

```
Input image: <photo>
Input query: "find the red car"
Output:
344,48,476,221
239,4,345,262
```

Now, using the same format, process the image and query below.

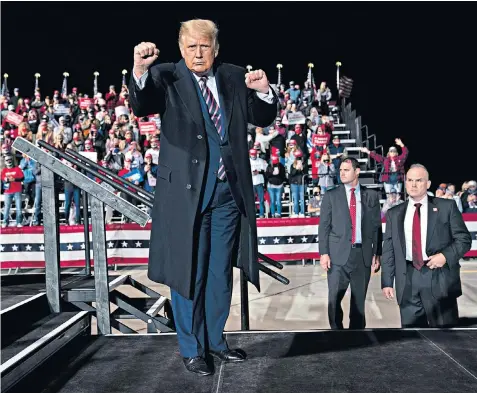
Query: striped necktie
199,76,226,180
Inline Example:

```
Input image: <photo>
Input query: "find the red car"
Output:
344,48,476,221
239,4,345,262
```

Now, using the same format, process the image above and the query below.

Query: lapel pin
433,208,438,212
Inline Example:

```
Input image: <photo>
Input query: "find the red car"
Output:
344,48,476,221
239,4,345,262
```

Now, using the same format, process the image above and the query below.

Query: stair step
345,147,362,152
1,312,82,364
334,123,346,128
63,274,129,302
332,130,350,135
360,170,377,174
110,297,168,319
340,139,356,144
0,311,89,392
357,158,368,163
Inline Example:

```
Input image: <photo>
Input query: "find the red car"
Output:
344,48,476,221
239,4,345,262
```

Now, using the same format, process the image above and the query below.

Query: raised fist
134,42,160,75
245,69,270,94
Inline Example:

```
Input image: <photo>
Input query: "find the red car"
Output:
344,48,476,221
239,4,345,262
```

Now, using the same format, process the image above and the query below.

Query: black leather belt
351,243,362,248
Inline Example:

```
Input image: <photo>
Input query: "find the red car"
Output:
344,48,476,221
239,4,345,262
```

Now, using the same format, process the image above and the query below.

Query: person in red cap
1,155,24,228
145,137,160,165
265,154,286,217
140,152,158,195
288,149,307,217
249,148,268,218
285,139,300,174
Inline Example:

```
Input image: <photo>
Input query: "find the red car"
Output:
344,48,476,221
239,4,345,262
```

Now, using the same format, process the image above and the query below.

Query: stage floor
2,262,477,330
12,330,477,393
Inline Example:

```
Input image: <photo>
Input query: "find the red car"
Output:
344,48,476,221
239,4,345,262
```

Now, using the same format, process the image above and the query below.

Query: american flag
1,218,476,269
339,76,353,98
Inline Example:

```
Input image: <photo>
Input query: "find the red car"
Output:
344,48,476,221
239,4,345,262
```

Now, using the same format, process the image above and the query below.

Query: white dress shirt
133,68,275,104
404,195,429,261
344,183,362,244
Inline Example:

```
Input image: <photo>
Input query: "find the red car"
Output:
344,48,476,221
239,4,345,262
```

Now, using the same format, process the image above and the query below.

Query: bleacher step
340,139,356,144
332,130,350,135
345,147,362,152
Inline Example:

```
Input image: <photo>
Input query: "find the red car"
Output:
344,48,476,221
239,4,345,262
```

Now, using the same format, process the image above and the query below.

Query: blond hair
178,19,219,52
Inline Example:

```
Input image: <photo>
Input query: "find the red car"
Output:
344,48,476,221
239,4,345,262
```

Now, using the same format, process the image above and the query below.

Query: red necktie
412,203,424,270
350,188,356,244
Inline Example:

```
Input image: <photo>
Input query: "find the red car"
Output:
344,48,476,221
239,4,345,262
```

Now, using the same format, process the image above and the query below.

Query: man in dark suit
319,157,382,329
129,19,278,376
381,164,471,327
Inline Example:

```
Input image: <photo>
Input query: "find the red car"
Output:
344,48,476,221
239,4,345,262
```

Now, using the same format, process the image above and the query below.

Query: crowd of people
0,79,475,227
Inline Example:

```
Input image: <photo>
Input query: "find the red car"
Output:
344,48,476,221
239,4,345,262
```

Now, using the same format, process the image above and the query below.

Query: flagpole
2,73,9,101
34,73,41,95
336,61,344,110
94,72,99,96
62,72,69,98
276,64,282,87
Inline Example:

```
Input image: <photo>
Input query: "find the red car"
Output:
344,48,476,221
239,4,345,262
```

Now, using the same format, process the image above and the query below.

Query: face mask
5,159,13,168
126,137,132,142
314,193,319,196
324,159,330,163
250,156,257,160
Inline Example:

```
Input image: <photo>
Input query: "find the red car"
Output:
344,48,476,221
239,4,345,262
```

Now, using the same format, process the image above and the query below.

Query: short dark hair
341,157,359,170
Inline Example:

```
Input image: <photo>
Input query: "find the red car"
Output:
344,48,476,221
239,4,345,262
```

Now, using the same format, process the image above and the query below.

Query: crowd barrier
1,215,476,269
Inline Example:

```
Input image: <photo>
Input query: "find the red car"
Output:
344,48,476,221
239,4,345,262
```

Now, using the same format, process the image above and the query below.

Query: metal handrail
65,147,154,203
36,140,153,208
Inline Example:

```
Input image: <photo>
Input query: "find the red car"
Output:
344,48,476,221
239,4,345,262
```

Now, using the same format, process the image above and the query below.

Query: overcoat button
186,184,192,190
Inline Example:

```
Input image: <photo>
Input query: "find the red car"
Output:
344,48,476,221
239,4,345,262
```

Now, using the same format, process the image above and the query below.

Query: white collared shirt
344,183,362,244
404,195,429,261
133,68,275,104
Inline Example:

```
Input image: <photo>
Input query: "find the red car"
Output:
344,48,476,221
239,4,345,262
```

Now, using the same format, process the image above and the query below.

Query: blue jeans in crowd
253,184,265,218
64,187,81,224
268,186,283,217
33,183,42,224
291,184,305,215
2,192,23,225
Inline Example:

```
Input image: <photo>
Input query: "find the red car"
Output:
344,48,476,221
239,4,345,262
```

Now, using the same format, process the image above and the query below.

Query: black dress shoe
182,356,213,376
210,349,246,363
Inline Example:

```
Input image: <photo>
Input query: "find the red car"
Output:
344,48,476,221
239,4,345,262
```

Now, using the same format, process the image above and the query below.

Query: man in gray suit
381,164,471,327
319,157,383,329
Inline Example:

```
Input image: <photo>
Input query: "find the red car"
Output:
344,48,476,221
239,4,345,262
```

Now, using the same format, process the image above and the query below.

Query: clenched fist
245,69,270,94
134,42,160,76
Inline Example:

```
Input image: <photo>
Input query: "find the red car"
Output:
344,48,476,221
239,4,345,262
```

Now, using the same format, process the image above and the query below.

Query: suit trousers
170,180,241,358
327,248,371,329
400,263,459,328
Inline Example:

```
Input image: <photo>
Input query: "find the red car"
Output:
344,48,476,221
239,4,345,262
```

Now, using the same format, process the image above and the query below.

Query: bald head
406,164,431,200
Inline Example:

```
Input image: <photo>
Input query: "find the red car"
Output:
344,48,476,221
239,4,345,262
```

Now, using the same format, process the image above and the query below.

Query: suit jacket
318,184,383,266
381,196,472,304
128,59,278,300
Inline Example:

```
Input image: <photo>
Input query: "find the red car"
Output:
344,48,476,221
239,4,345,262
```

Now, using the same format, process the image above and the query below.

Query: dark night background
2,2,475,189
